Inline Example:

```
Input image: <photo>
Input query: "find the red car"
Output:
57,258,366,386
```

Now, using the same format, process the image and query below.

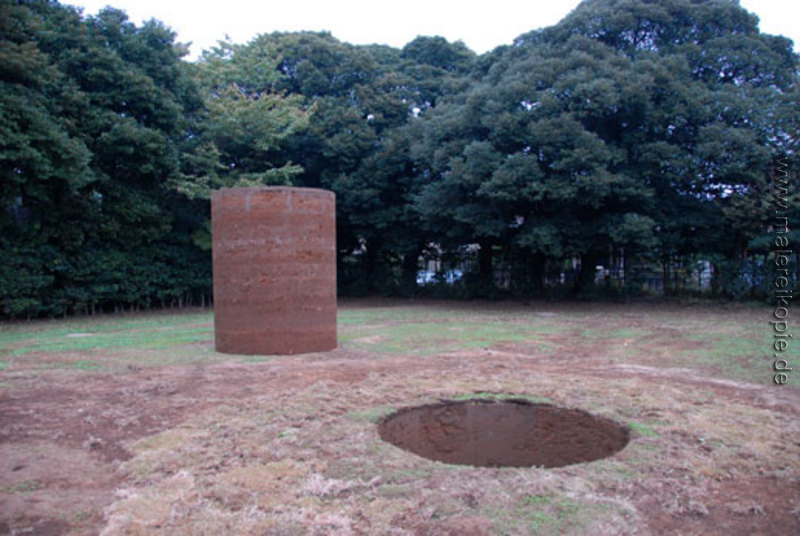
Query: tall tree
182,37,310,197
412,0,798,297
1,1,213,316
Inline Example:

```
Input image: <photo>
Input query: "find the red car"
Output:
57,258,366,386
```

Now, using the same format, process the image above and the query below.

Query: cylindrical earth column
211,187,337,354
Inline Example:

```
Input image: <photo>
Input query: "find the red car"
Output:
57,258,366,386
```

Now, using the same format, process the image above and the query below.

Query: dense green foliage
1,0,798,317
1,0,217,317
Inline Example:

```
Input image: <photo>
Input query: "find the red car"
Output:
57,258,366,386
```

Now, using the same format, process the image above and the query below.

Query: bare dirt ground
1,300,798,535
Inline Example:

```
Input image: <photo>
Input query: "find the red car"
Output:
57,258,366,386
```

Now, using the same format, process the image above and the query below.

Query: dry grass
105,358,797,534
1,300,798,535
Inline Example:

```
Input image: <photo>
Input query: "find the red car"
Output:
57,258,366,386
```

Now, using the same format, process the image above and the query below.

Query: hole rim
377,397,631,469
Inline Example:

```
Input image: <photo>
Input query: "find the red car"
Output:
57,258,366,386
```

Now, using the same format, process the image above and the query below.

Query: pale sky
65,0,799,60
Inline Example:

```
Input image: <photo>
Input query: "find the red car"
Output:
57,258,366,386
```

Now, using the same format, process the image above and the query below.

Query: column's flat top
212,186,334,199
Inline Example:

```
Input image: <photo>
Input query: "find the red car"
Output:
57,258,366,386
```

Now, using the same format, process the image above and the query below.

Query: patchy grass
347,405,397,423
489,494,620,535
1,300,797,534
340,318,563,356
100,364,795,535
2,321,212,357
71,360,104,371
5,479,43,494
337,303,571,356
0,302,777,384
629,422,660,438
0,310,218,372
105,376,641,534
449,391,555,404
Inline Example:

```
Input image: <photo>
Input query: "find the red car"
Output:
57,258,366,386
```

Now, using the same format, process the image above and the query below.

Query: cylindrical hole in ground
377,399,630,468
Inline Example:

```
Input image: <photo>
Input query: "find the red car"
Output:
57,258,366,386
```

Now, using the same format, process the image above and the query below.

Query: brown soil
378,399,630,468
212,187,337,355
1,301,798,535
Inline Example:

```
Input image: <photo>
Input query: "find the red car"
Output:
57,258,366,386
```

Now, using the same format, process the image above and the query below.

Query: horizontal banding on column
212,187,337,355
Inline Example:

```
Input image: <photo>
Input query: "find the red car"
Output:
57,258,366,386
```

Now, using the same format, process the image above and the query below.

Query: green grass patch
675,324,770,381
347,405,396,423
337,307,433,325
240,355,273,363
72,360,104,371
340,316,566,356
523,494,552,506
6,326,212,357
629,422,659,437
5,479,42,494
0,303,776,384
0,311,214,372
489,495,618,535
449,391,554,404
0,312,211,344
581,327,651,339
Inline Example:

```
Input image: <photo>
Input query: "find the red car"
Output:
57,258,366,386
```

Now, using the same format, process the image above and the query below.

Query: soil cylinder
211,187,337,354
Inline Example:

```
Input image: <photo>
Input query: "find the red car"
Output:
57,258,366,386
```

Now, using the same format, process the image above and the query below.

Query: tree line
1,0,798,318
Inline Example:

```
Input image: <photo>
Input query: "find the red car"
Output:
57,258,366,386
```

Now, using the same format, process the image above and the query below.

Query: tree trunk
575,251,600,296
531,252,546,296
478,241,493,278
401,246,422,295
363,239,380,294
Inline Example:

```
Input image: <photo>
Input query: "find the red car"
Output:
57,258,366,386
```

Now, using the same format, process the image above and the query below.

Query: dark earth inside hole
377,399,630,468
